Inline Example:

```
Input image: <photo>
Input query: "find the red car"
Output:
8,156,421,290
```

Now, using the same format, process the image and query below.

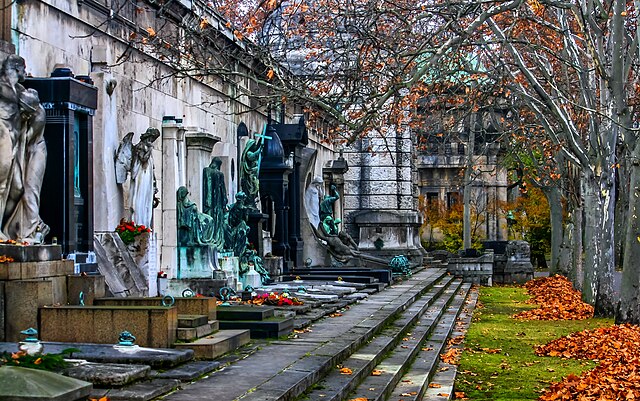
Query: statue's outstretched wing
115,132,135,184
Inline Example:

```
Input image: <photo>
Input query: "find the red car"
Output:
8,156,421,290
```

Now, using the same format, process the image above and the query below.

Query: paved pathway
160,268,449,401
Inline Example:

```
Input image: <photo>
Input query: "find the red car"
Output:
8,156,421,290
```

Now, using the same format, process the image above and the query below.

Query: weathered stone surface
67,275,106,306
91,378,180,401
161,278,227,299
177,321,218,341
218,317,294,339
94,232,148,297
5,278,67,341
0,366,92,401
0,260,74,281
95,296,217,320
177,246,218,279
178,314,208,328
216,305,275,321
174,329,250,359
156,361,220,381
63,363,150,386
0,244,62,263
39,305,178,348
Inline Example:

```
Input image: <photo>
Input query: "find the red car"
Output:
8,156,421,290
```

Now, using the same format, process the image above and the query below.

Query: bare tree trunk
463,118,476,250
617,146,640,323
582,169,616,316
569,206,584,292
542,186,563,274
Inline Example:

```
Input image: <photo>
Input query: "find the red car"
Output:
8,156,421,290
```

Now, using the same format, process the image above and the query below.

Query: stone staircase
157,267,477,401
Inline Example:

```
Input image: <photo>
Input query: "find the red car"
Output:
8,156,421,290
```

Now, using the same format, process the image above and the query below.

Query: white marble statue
115,127,160,227
304,176,324,228
0,55,49,243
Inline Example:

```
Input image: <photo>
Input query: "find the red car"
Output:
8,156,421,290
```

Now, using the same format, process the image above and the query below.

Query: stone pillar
90,66,124,232
184,129,221,209
160,118,185,278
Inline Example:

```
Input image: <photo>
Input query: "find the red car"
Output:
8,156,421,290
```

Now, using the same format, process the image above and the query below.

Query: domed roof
263,125,285,160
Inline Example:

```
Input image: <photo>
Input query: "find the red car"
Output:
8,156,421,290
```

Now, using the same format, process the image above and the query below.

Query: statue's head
177,186,188,200
2,55,26,81
141,127,160,143
211,156,223,169
236,191,247,202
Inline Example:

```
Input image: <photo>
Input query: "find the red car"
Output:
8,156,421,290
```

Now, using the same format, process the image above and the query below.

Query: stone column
160,118,185,278
184,129,221,209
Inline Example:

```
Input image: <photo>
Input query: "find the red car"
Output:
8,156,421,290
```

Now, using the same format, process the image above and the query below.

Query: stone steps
157,268,449,401
299,279,463,401
421,287,478,401
354,283,471,401
173,329,251,359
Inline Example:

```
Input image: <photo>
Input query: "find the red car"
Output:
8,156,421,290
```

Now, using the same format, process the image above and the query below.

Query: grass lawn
455,286,613,401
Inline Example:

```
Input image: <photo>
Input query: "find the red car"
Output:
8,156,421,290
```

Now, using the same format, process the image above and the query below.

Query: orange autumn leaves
537,325,640,400
513,275,640,400
514,275,594,321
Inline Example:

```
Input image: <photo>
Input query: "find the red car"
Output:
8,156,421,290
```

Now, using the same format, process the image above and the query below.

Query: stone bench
93,296,216,320
39,305,178,348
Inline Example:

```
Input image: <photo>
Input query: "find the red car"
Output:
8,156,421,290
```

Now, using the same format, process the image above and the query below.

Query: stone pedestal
0,246,74,341
177,246,217,279
67,275,106,306
263,256,283,282
352,210,426,265
493,240,534,284
219,256,240,290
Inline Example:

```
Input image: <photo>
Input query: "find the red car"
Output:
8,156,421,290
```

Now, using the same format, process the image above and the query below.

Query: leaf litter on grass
537,324,640,400
513,275,594,321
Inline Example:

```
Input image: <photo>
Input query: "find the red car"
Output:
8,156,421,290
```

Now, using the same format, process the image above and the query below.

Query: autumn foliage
536,324,640,401
513,275,594,321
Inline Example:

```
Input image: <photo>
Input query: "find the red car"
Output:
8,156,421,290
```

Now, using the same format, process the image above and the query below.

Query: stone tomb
39,305,178,348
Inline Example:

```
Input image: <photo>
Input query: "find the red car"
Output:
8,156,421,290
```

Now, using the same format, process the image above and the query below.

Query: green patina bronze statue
202,156,227,250
240,128,270,210
177,186,216,246
225,191,250,257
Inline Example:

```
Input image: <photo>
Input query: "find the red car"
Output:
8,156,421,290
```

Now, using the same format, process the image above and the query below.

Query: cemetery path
158,267,476,401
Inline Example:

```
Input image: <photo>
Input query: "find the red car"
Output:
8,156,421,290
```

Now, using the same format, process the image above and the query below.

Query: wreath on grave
115,219,151,245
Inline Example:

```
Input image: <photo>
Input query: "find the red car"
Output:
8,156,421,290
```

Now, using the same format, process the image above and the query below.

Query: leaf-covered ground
513,275,594,321
536,324,640,400
455,285,612,400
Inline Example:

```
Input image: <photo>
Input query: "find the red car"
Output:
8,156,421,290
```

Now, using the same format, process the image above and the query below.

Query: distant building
416,106,509,247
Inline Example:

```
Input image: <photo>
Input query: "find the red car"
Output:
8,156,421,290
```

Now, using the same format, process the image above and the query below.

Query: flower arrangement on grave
248,291,304,306
115,219,151,245
0,255,14,263
0,239,28,246
0,348,79,371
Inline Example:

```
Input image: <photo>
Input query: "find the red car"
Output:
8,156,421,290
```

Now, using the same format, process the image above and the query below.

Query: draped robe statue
115,127,160,227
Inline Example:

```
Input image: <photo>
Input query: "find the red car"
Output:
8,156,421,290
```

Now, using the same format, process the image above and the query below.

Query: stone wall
14,0,337,279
